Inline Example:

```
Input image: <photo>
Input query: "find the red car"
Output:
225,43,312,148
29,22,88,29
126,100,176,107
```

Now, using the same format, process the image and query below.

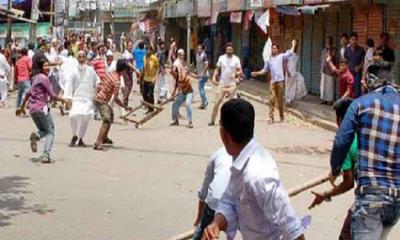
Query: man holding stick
330,62,400,240
93,60,132,150
203,99,305,240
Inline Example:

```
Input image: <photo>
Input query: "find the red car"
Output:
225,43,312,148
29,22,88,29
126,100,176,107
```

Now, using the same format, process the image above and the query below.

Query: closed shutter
284,15,293,49
310,12,324,94
114,23,131,49
301,15,313,91
338,7,351,47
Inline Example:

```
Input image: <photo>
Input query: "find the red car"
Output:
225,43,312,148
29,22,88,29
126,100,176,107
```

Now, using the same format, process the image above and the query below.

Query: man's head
106,50,114,64
177,49,185,60
52,39,59,49
197,44,204,54
365,61,393,91
326,36,333,48
340,33,348,47
97,44,105,56
20,48,28,56
380,33,390,47
39,42,47,53
225,42,234,57
28,42,35,50
219,99,255,156
146,46,154,56
170,37,175,43
116,59,129,74
349,32,359,48
159,42,165,50
46,42,52,52
127,40,134,51
367,38,375,48
77,51,87,64
37,37,43,45
271,43,279,56
338,59,348,73
138,42,145,50
334,98,353,126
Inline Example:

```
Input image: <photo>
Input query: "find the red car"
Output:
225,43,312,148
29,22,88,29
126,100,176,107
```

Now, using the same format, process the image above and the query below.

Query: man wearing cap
330,62,400,240
64,51,99,147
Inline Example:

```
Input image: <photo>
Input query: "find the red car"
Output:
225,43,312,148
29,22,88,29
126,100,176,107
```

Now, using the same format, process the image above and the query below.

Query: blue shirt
344,45,365,76
330,85,400,188
217,139,304,240
133,48,146,71
197,147,232,211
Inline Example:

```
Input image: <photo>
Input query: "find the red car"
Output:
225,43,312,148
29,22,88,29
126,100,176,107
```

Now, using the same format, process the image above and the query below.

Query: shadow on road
0,176,54,227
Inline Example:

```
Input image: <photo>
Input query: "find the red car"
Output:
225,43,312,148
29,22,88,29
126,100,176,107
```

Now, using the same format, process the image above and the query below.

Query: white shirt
106,61,116,73
0,53,10,82
217,54,241,86
28,49,35,59
363,47,374,74
217,139,304,240
263,50,293,83
198,147,232,211
121,50,133,60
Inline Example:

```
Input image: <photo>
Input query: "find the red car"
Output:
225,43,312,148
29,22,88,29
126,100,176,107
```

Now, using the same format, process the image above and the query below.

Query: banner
250,0,263,8
256,10,270,34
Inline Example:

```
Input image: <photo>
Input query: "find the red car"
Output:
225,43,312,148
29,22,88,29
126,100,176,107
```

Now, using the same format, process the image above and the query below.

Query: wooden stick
168,175,330,240
288,175,330,197
168,229,195,240
141,101,163,111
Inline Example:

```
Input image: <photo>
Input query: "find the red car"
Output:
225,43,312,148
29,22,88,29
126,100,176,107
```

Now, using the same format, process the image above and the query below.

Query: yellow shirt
143,54,159,83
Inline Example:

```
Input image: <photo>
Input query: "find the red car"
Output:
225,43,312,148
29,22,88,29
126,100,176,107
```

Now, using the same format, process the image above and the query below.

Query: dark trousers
352,72,362,98
143,82,155,111
339,209,352,240
122,73,133,106
192,204,215,240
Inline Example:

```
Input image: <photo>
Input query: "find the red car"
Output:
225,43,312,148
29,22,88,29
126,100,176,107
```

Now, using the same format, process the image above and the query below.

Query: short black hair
381,33,390,39
340,33,349,39
35,56,48,75
225,42,234,49
350,32,358,39
116,59,128,73
20,48,28,55
334,98,353,122
138,42,145,49
367,39,374,48
220,99,255,144
28,42,35,50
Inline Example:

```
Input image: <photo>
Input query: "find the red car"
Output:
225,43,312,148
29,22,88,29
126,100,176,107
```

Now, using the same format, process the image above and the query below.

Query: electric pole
6,0,12,43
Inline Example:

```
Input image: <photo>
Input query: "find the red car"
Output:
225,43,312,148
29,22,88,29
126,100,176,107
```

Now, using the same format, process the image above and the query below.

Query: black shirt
376,45,396,63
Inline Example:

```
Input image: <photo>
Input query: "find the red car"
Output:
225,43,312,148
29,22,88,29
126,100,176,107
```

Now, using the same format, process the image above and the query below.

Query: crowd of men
0,29,399,240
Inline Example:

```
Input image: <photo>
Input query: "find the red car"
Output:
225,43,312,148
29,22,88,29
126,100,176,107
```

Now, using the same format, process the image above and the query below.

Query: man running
93,60,131,150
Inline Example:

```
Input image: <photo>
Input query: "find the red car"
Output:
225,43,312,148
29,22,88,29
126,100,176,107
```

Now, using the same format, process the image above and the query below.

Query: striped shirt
92,57,107,80
331,85,400,188
95,72,121,103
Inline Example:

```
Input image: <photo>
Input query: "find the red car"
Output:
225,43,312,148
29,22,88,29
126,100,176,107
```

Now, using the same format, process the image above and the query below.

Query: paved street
0,83,399,240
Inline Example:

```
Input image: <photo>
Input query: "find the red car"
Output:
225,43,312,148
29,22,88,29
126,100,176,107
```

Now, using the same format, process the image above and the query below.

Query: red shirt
92,57,107,80
16,55,32,82
96,72,121,103
339,69,355,99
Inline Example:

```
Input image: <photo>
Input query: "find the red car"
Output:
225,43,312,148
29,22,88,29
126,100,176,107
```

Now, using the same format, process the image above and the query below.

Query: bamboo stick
168,175,330,240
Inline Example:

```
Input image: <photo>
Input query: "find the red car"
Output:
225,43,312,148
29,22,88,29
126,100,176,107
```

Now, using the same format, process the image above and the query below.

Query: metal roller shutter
301,15,313,92
310,13,324,94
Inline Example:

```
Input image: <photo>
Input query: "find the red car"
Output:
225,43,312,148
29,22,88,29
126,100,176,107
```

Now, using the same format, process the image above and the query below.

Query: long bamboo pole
168,175,330,240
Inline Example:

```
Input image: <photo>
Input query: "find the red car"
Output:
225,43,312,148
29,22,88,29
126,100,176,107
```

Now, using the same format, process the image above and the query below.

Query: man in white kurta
64,51,98,147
